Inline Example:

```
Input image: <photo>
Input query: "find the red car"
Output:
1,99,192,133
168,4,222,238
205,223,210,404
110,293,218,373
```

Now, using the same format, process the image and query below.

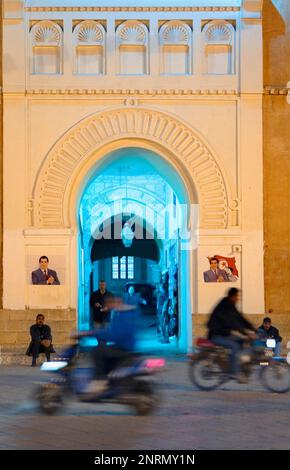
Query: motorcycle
188,337,290,393
36,337,165,416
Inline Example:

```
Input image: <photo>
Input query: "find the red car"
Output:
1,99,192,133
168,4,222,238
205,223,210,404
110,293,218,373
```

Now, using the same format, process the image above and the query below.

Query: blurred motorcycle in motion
188,337,290,393
35,337,165,416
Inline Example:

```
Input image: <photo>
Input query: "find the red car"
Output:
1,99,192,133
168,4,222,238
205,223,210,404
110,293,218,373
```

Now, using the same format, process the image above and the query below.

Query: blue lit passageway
78,147,192,353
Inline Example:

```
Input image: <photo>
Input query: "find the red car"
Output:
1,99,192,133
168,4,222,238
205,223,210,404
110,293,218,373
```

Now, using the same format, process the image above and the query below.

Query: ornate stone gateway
1,1,265,353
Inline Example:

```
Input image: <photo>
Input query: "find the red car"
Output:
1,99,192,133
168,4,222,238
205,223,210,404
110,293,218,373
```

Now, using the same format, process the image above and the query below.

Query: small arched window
30,21,62,75
73,21,105,75
159,21,192,75
203,20,235,75
116,20,149,75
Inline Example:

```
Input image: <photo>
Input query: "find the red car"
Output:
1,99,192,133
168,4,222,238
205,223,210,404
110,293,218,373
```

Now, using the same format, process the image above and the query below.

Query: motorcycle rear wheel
132,381,160,416
37,383,64,415
189,357,224,391
260,362,290,393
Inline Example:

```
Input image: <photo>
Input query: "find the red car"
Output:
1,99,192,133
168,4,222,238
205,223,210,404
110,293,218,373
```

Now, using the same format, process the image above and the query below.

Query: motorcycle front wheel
36,383,64,415
189,357,224,391
260,362,290,393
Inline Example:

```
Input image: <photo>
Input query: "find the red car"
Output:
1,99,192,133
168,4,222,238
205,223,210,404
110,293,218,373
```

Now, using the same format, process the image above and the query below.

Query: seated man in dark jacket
207,288,256,381
26,314,55,366
258,317,282,356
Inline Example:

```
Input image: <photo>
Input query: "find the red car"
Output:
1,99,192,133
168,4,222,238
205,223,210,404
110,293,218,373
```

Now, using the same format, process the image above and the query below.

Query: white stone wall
2,1,264,340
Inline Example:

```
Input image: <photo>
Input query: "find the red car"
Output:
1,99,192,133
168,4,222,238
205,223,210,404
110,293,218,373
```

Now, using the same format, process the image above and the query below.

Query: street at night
0,358,289,450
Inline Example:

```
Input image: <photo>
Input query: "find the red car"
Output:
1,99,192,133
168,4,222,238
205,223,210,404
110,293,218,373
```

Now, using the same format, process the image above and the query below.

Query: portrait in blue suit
31,255,60,285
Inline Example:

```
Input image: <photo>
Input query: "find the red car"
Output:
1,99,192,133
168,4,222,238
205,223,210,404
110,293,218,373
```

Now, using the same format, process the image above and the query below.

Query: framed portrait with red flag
203,255,239,282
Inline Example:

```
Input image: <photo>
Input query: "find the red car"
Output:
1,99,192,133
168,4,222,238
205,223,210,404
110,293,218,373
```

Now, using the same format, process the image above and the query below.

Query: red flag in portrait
212,255,239,277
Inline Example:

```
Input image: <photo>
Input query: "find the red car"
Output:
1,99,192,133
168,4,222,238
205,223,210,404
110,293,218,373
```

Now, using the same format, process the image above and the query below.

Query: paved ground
0,358,290,450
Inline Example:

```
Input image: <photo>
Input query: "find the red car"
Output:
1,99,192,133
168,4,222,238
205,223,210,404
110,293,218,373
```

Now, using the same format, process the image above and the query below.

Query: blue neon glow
76,145,194,353
78,147,189,330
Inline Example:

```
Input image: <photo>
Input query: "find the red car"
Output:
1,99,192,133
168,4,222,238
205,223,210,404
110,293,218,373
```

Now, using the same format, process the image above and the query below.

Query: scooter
36,337,165,416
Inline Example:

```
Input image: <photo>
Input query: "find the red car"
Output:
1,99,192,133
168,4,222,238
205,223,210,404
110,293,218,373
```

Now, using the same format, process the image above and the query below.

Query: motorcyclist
207,287,256,383
79,296,140,393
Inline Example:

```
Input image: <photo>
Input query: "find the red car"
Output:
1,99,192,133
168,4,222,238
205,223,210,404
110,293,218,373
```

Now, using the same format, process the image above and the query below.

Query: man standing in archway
89,280,114,328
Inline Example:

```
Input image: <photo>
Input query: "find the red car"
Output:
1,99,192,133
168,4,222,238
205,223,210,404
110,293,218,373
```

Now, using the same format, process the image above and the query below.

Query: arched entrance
32,107,230,353
78,147,193,352
33,107,228,229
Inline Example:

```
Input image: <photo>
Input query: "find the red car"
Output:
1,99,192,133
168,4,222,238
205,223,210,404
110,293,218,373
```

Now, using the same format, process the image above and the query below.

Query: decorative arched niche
159,20,192,75
202,20,235,75
116,20,149,75
73,20,106,75
33,108,229,230
30,20,63,75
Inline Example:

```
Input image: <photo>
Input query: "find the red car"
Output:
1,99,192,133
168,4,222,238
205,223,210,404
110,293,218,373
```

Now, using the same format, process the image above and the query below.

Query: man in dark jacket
258,317,282,356
207,288,256,381
31,256,60,285
89,280,114,327
26,314,54,366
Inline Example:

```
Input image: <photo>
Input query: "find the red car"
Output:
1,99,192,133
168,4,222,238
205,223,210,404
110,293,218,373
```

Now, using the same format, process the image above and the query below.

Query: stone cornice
26,6,240,12
9,87,288,96
24,88,238,96
264,86,290,96
20,87,290,96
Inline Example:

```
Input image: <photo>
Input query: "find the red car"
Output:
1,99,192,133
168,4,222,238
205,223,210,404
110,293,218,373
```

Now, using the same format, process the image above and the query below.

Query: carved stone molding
117,20,147,45
74,20,105,44
31,21,62,45
26,7,240,13
264,86,290,96
124,97,138,106
160,21,191,45
203,20,234,44
26,88,238,96
33,108,229,229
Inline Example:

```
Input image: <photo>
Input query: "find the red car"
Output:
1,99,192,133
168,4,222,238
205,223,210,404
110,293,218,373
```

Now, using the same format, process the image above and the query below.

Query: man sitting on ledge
26,314,55,367
258,317,283,356
32,255,60,285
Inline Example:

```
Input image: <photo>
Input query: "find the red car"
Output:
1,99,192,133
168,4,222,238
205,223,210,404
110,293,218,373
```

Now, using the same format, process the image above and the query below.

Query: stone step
0,312,77,347
0,329,74,346
193,314,290,333
0,309,76,321
0,345,69,365
193,321,290,333
0,319,76,331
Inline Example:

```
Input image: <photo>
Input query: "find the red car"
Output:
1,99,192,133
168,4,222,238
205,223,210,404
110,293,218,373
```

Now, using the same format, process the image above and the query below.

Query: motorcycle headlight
266,339,276,348
40,361,68,371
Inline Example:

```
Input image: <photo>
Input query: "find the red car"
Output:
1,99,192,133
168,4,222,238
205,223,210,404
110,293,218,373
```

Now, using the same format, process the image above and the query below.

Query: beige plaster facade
0,0,288,353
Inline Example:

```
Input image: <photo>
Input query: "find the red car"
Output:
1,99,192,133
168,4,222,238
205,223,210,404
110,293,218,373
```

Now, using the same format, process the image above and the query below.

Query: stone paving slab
0,360,290,450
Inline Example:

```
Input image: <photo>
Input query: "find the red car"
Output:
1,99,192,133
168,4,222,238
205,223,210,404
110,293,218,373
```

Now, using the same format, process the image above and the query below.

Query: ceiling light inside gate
121,222,134,248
